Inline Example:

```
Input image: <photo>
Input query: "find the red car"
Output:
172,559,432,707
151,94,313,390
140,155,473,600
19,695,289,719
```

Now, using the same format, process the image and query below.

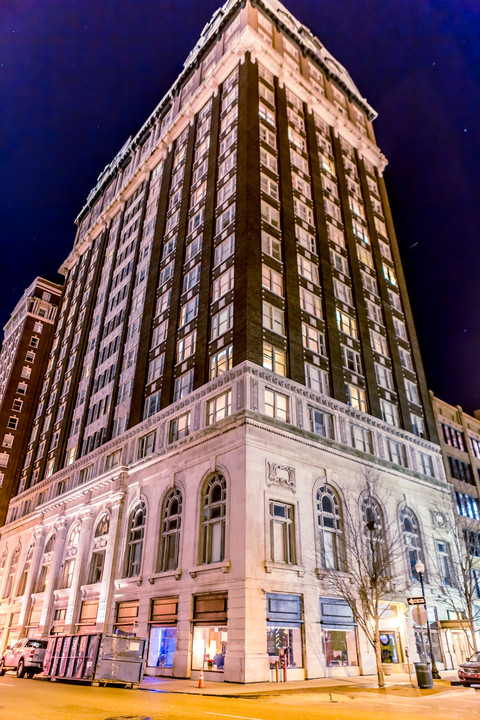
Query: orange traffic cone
198,668,205,688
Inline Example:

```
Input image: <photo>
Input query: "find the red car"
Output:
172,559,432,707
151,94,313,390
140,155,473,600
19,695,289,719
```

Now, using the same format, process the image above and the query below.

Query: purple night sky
1,0,479,411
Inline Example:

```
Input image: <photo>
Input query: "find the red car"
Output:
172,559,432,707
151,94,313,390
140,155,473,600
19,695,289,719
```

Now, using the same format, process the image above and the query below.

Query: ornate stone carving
266,462,296,493
296,398,303,429
251,378,259,411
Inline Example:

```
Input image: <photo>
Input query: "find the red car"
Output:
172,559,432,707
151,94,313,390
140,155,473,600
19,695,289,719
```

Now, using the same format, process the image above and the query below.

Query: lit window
264,389,289,421
335,309,358,339
380,398,400,427
210,345,233,380
302,323,325,356
212,267,234,301
138,432,155,459
305,363,329,395
207,391,232,425
176,330,197,363
263,301,285,335
263,343,286,377
210,304,233,340
262,264,283,295
169,412,191,442
173,369,194,401
345,384,367,412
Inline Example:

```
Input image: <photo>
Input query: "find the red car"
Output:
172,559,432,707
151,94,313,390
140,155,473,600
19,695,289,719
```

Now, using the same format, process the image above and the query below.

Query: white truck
0,638,48,678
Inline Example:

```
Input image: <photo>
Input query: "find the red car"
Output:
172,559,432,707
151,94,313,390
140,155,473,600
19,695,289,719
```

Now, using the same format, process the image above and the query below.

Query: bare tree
429,510,480,656
321,468,407,688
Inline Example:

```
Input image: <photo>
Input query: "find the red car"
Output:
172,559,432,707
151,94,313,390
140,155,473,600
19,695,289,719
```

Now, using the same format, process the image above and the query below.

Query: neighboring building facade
0,278,62,525
430,392,480,655
0,0,463,680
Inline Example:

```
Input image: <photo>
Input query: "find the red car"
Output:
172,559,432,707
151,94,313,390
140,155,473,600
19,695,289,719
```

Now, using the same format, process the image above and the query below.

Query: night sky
1,1,479,412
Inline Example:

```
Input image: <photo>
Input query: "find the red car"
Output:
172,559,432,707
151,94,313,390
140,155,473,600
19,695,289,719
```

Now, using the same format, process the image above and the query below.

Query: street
0,675,478,720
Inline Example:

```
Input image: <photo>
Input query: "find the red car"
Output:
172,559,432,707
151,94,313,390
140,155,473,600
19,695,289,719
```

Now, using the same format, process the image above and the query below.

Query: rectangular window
209,345,233,380
419,452,435,477
263,343,286,377
305,363,329,395
310,408,334,439
260,147,277,173
215,204,235,234
370,329,389,356
176,330,196,363
169,412,191,442
261,200,281,229
210,304,233,340
263,301,285,335
295,225,315,252
138,432,156,458
382,262,397,286
351,425,373,454
182,264,201,293
375,363,394,390
212,267,234,301
179,296,199,327
265,389,289,422
300,287,322,318
343,346,362,375
262,231,282,261
334,280,353,306
380,398,400,427
302,323,326,356
214,234,235,266
207,390,232,425
12,398,23,412
411,413,425,438
336,309,358,338
387,439,408,467
404,379,419,405
261,172,278,200
17,382,28,395
297,255,319,284
173,369,194,401
270,502,295,564
330,250,348,276
346,384,367,412
7,417,18,430
293,198,313,224
262,264,283,296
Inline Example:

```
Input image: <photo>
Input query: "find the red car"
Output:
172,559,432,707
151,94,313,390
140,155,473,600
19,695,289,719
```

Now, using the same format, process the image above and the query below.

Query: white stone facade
0,364,463,680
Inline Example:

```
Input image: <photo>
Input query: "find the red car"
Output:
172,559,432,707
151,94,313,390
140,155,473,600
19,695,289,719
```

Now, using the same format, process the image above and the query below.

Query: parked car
458,651,480,686
0,638,48,678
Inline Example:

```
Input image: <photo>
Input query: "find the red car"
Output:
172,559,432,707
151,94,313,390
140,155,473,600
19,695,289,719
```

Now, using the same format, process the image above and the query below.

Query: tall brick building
0,278,61,525
0,0,467,680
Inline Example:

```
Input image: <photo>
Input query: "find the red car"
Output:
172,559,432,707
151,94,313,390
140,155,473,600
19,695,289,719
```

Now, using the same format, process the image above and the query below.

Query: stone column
95,491,125,632
39,517,68,637
63,510,94,633
16,526,46,637
172,592,192,679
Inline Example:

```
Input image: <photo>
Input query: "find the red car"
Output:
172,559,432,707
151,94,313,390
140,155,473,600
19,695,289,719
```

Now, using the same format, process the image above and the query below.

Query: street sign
412,606,428,626
407,596,425,605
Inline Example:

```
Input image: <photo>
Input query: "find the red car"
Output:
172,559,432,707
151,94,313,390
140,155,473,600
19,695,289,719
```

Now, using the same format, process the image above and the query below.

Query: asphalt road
0,674,478,720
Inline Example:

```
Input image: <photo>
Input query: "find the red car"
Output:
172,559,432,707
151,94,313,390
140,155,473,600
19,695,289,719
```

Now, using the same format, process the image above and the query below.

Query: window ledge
148,569,182,584
264,561,305,577
314,567,350,581
115,575,142,589
189,560,231,578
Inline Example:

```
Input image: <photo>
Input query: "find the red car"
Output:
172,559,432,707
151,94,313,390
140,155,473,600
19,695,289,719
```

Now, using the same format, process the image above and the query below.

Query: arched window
95,514,110,537
59,524,80,589
88,514,110,584
158,489,182,572
36,533,56,593
201,473,226,564
3,544,20,599
16,544,33,597
401,507,424,582
316,485,344,570
360,495,387,572
125,502,146,577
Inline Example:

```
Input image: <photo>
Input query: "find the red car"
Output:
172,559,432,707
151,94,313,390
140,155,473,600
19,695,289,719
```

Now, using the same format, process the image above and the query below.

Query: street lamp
415,559,441,679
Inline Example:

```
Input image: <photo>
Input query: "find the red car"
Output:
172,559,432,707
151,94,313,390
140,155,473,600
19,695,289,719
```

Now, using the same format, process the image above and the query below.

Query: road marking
0,683,15,686
203,713,262,720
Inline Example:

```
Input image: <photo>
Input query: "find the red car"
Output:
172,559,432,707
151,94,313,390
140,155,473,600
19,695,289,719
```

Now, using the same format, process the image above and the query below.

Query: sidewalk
139,670,475,698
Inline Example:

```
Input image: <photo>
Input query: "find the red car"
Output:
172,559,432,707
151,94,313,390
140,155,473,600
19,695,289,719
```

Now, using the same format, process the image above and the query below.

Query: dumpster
414,661,433,689
43,633,146,688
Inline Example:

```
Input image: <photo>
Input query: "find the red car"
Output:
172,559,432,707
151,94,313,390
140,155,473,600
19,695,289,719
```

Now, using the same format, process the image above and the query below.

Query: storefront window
380,632,402,663
147,627,177,668
192,626,227,671
324,629,358,666
267,626,303,668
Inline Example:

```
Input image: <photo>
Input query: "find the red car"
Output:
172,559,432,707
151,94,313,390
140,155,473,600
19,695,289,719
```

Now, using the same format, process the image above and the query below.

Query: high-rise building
0,278,62,525
0,1,463,678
